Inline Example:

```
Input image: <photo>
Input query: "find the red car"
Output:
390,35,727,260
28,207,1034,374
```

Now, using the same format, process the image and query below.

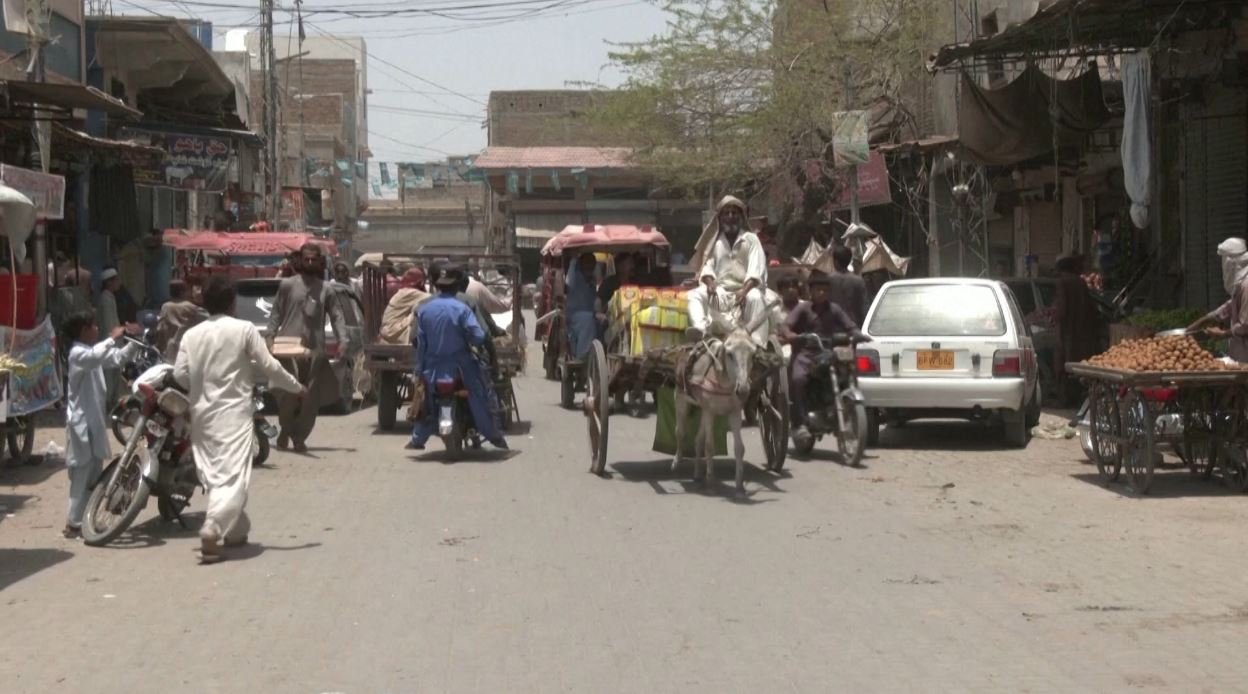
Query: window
869,284,1007,337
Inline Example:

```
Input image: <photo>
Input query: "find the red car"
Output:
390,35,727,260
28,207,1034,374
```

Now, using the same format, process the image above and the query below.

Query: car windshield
869,284,1007,337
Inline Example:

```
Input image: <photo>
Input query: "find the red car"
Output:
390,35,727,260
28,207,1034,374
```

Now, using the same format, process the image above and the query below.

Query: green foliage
588,0,950,208
1124,309,1206,332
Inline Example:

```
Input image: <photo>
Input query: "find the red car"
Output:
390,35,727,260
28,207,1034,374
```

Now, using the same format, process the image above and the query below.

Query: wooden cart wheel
1217,388,1248,493
1088,384,1122,482
560,361,576,410
759,338,790,472
584,340,610,475
1120,390,1156,494
1179,390,1218,479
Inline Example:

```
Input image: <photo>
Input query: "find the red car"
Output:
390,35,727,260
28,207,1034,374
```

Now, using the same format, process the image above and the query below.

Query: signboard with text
0,164,64,219
119,128,232,192
829,151,891,211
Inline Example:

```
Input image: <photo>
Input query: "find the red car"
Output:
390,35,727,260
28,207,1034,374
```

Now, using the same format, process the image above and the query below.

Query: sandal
198,538,225,565
62,525,81,539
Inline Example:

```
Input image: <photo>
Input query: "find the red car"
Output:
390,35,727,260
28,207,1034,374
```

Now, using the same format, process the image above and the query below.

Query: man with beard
1190,237,1248,363
688,196,769,343
266,243,346,453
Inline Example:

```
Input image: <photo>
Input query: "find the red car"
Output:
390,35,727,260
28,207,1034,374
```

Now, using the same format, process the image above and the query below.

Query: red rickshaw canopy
539,224,669,257
162,229,338,256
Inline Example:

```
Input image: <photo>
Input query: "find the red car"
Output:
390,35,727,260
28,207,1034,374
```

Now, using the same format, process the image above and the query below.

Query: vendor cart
360,252,525,432
1069,362,1248,494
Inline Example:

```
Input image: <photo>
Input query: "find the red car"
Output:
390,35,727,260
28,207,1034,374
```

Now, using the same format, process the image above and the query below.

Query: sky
118,0,672,161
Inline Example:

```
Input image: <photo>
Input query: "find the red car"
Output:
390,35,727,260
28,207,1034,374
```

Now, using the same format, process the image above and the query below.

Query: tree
590,0,950,239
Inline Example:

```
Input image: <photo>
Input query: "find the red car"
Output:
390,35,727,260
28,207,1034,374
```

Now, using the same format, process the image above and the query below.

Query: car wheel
1003,410,1029,449
1025,382,1042,428
866,408,880,447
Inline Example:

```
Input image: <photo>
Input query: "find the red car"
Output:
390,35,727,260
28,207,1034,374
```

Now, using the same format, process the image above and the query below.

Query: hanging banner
0,317,62,415
829,151,892,211
119,128,232,192
829,110,870,167
0,164,64,219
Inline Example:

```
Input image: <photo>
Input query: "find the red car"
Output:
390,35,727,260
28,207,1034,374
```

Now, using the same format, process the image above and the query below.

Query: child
61,310,138,539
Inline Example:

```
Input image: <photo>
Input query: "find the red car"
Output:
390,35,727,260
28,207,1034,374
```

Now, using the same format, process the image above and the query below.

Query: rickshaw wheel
760,338,789,472
584,341,610,475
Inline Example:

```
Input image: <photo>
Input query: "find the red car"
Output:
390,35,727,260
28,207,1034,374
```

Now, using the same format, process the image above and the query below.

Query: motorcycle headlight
157,389,190,417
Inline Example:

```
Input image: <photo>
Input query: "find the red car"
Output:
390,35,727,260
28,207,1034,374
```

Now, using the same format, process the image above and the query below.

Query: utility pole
261,0,280,224
27,0,50,318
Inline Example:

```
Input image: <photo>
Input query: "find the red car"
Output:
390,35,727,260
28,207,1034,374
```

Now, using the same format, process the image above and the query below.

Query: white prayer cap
1218,238,1247,256
100,268,118,281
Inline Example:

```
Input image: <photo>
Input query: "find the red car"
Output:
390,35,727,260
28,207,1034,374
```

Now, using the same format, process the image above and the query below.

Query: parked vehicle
253,384,277,465
234,278,356,413
791,332,870,466
859,278,1041,447
82,364,200,546
110,332,164,445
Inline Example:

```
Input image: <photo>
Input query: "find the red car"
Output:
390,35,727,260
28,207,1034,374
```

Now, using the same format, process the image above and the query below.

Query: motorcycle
431,372,480,462
253,384,277,465
82,363,200,546
110,333,164,445
791,333,871,466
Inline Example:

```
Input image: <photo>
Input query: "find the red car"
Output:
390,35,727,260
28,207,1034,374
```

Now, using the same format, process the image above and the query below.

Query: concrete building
357,157,487,254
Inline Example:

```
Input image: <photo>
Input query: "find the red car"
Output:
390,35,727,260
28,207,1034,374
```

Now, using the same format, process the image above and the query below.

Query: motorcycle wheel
82,450,151,546
443,408,465,462
837,395,868,468
253,425,270,466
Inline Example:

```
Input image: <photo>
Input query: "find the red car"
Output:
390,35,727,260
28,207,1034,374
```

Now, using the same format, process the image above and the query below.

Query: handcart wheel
1088,383,1122,482
1179,390,1218,479
584,340,610,475
1120,390,1156,494
760,337,789,472
1218,388,1248,493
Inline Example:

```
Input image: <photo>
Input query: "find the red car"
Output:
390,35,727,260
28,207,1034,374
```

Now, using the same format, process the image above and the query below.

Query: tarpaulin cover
1120,51,1152,228
162,230,337,256
958,64,1109,165
540,224,669,257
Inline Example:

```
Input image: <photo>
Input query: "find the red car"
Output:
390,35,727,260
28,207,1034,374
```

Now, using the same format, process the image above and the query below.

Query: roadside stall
1070,332,1248,495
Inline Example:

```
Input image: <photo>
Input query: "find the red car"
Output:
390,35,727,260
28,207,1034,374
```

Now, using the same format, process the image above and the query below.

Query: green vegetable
1125,309,1206,332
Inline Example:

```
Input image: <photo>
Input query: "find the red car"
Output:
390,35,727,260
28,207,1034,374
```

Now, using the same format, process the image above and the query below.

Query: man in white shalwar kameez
174,276,304,564
688,196,770,344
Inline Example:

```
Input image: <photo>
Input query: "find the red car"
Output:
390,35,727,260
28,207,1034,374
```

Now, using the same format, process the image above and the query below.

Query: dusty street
4,353,1248,692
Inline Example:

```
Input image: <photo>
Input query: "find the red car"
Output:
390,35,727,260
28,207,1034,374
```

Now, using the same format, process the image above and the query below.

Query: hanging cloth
1121,52,1152,228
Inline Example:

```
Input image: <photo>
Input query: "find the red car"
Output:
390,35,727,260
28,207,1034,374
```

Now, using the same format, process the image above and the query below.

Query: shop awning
928,0,1227,70
1,80,141,119
53,124,163,155
515,227,558,250
163,230,337,256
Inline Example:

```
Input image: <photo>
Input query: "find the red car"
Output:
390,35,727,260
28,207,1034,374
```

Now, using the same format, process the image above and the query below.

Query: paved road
4,352,1248,692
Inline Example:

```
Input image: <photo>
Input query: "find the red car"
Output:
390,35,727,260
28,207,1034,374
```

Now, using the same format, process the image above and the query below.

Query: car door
999,283,1038,403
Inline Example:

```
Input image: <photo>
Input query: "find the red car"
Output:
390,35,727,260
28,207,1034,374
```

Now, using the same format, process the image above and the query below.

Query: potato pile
1085,335,1232,372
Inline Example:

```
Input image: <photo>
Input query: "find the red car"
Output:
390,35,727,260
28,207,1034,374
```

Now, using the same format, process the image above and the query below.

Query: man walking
825,245,869,327
153,280,208,363
266,243,346,453
175,276,304,564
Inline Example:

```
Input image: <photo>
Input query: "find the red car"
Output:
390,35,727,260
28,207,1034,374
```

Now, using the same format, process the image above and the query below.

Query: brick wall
488,90,627,147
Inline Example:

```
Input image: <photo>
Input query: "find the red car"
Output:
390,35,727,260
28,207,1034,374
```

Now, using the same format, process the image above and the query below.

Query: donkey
671,308,768,497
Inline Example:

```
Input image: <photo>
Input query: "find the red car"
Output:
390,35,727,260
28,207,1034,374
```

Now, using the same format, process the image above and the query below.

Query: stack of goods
609,285,690,356
1085,335,1236,372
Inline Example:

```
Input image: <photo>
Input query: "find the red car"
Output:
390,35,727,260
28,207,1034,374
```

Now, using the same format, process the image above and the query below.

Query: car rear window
868,284,1007,337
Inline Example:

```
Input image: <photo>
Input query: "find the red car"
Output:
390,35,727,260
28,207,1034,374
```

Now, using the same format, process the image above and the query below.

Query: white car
858,278,1041,447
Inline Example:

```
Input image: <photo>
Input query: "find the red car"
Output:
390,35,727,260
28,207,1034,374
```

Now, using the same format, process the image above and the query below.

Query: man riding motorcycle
407,265,508,451
781,271,868,447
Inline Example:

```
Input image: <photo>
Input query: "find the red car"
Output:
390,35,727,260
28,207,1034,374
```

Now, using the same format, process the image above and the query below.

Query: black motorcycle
792,333,872,466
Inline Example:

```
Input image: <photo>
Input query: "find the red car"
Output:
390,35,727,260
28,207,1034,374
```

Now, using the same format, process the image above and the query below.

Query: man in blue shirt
407,266,508,451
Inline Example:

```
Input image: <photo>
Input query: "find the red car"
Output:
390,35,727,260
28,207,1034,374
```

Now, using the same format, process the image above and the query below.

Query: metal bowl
1154,328,1191,338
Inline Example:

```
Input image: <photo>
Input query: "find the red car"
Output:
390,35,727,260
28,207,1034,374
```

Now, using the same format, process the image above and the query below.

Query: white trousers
66,458,102,528
198,451,252,544
687,285,770,344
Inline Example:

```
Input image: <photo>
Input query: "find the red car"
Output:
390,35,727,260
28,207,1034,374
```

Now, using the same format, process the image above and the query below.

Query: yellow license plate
916,350,955,370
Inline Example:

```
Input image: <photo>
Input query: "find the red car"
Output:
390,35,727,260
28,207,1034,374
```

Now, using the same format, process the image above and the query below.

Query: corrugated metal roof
473,146,633,170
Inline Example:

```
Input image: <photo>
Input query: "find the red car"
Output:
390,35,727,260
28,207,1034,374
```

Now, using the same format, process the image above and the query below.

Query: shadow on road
0,548,73,591
229,541,322,561
0,493,33,527
92,511,204,550
0,457,63,487
874,422,1017,452
1070,472,1241,500
790,446,873,468
609,458,785,500
407,448,519,464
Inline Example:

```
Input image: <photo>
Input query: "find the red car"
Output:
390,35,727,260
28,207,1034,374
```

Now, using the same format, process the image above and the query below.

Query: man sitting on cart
407,265,508,451
689,195,770,344
566,252,600,359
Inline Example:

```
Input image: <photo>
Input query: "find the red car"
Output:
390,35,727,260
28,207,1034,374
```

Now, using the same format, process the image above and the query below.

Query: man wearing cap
408,265,508,451
782,271,868,445
1190,237,1248,363
689,195,769,343
381,267,432,345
